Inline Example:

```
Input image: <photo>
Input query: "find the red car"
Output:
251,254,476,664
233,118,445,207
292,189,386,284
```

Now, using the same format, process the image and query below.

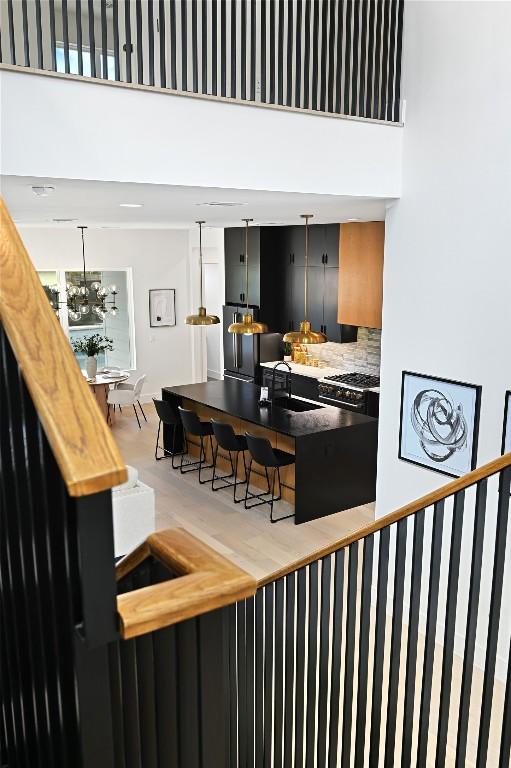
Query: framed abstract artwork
149,289,176,327
398,371,481,478
502,391,511,455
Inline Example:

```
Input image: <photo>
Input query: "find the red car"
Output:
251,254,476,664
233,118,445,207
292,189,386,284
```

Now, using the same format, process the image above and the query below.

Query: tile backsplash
305,328,381,374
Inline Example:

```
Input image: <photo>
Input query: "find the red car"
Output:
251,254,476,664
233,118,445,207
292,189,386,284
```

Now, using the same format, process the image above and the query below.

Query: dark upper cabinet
224,222,354,341
224,226,260,305
323,224,340,267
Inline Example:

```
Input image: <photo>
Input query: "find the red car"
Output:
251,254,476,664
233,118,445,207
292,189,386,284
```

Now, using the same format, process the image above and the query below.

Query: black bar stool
244,433,295,523
210,420,248,503
178,406,214,484
152,398,185,468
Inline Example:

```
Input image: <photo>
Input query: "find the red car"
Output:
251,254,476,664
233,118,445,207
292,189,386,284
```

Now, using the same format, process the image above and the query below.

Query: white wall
378,1,511,678
18,226,195,397
0,68,402,199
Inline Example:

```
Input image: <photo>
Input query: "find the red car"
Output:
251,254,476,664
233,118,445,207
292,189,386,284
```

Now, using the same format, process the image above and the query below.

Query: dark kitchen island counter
162,379,378,524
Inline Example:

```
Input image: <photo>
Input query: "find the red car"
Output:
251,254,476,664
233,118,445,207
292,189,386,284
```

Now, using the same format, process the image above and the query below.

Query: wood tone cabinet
338,221,385,329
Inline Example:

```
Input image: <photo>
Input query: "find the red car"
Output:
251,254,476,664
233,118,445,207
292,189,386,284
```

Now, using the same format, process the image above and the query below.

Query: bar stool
210,420,248,503
178,406,214,484
152,398,185,468
244,433,295,523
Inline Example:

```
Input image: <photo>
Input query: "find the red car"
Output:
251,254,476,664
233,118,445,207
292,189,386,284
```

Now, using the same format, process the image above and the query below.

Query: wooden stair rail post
0,196,127,496
116,528,257,639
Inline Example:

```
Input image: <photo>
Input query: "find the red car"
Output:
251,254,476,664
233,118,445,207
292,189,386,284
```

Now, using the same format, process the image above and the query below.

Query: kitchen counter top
260,360,381,393
163,379,375,439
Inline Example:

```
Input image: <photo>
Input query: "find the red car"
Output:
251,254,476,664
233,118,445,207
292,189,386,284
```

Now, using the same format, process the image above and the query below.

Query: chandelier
48,226,119,320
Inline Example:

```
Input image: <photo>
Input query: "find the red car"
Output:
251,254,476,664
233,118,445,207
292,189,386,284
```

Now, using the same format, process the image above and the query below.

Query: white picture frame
149,289,176,327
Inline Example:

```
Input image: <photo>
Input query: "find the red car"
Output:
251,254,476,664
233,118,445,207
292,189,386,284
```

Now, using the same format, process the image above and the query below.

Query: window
56,44,116,80
38,269,135,372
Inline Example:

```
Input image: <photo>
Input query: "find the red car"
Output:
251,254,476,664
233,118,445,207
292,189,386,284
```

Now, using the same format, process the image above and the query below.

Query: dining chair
116,373,147,422
107,374,147,428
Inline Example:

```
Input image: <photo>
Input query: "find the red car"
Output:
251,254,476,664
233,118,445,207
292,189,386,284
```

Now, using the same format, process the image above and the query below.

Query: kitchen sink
273,396,324,413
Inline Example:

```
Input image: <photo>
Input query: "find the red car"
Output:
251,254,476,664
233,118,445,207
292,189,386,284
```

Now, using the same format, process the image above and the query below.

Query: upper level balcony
0,0,404,198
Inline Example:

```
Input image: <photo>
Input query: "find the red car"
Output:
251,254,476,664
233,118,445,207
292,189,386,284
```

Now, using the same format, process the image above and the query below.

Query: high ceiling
1,175,388,229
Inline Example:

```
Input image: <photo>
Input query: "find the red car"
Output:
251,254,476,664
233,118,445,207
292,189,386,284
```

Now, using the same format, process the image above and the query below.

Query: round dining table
84,372,130,424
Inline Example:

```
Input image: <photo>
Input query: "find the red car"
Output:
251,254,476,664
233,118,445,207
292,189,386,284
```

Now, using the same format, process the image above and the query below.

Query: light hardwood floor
112,401,375,581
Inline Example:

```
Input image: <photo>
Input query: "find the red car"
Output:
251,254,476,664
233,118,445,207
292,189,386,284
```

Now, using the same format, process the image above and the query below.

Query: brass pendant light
228,218,268,335
186,220,220,326
283,214,327,345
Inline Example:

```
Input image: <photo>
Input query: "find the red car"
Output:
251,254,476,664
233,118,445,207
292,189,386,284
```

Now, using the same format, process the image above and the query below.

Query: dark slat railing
228,464,511,767
0,0,404,122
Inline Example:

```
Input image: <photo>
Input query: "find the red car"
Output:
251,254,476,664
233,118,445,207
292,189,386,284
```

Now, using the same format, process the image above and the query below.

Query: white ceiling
1,175,388,229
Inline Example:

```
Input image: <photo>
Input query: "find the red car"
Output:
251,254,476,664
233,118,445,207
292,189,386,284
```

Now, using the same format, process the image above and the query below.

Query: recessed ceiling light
31,185,55,197
119,203,143,208
53,218,78,223
346,217,361,222
195,201,247,207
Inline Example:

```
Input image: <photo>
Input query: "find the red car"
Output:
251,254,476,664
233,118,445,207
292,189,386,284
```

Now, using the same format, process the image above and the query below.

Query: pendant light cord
302,214,312,322
196,220,205,308
242,218,253,311
80,226,87,287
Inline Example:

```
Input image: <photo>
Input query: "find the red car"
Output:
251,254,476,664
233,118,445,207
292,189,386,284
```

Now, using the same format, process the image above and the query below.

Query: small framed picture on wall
149,289,176,327
502,391,511,454
398,371,482,478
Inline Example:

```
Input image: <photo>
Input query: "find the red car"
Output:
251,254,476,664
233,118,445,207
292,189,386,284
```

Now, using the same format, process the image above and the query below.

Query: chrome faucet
271,361,292,403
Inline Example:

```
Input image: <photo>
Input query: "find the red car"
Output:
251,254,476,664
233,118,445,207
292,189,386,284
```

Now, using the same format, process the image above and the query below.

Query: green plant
283,341,292,356
71,334,114,357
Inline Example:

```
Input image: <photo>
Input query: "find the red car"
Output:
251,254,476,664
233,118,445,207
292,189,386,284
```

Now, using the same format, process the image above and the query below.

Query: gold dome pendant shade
186,221,220,326
283,214,327,345
228,219,268,335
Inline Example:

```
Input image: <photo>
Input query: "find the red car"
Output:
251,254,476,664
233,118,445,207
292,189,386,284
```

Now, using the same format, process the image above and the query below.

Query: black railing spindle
435,491,466,767
147,0,154,86
236,600,247,765
263,583,274,767
21,0,30,67
124,0,131,82
7,0,16,65
384,517,408,768
135,0,143,83
286,0,293,107
401,509,425,766
305,561,319,767
354,534,374,763
273,579,285,766
283,572,296,768
294,567,307,767
476,466,511,768
368,526,390,764
101,0,108,79
341,542,358,768
34,0,43,69
191,0,198,92
317,556,332,768
62,0,70,73
88,0,96,78
455,480,488,768
246,596,255,767
328,549,345,768
254,589,264,768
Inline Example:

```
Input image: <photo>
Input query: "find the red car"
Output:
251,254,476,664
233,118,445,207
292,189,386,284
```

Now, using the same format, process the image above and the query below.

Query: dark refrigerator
223,305,282,382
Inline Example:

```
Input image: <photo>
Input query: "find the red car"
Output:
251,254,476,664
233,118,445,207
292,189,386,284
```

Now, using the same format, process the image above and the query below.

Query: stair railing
227,453,511,768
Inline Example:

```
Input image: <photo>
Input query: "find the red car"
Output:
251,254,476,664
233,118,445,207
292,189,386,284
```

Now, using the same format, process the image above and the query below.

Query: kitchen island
162,379,377,524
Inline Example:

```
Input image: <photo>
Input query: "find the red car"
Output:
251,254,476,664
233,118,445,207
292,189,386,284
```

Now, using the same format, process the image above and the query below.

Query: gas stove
318,372,380,413
319,372,380,390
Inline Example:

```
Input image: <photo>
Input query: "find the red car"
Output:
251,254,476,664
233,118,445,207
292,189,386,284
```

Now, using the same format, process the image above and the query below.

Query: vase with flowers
71,334,114,378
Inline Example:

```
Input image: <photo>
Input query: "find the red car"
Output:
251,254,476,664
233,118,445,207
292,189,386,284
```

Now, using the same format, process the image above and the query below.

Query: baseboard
207,369,222,380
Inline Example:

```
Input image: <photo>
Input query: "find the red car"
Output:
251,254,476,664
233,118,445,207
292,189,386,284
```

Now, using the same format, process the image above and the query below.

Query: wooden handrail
0,198,127,496
116,528,256,639
257,451,511,587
